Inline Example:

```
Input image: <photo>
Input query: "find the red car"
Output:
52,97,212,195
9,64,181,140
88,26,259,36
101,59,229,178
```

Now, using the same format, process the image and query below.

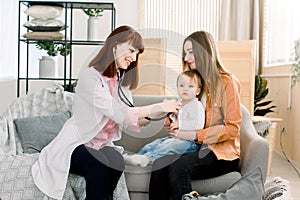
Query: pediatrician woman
31,25,181,200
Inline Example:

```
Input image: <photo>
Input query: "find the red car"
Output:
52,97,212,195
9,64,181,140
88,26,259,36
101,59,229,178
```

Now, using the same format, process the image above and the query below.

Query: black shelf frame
17,1,116,96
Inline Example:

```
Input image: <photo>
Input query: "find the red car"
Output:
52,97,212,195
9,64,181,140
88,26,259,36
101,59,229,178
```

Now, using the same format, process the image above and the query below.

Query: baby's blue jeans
138,136,200,162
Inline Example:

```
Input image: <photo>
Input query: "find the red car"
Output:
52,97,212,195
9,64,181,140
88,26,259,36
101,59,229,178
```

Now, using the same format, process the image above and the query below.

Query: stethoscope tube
117,71,134,107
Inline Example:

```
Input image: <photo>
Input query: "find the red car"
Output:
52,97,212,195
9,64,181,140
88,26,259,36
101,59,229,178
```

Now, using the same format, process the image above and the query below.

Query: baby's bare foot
123,154,151,167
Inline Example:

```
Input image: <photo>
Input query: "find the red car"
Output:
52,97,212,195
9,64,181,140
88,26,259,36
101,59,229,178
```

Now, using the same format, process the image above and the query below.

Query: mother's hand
168,123,197,141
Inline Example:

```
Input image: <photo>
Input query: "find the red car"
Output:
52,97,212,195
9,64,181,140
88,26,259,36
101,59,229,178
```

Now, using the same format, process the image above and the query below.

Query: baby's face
177,74,200,103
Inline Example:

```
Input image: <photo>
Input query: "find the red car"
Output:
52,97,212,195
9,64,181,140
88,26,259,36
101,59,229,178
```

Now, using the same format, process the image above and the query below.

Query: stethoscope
116,70,171,121
114,46,171,121
116,71,134,108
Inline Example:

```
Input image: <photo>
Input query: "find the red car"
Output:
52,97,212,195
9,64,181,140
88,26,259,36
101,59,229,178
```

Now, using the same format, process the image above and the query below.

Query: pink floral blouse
85,75,140,150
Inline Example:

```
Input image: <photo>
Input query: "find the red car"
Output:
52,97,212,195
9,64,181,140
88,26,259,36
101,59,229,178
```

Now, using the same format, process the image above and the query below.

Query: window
263,0,300,66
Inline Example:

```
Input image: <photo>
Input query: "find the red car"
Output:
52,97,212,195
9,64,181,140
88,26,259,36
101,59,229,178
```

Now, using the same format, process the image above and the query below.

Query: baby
124,70,205,167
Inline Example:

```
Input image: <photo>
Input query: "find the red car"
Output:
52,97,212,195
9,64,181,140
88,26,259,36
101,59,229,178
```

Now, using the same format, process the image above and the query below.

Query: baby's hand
169,120,179,131
166,118,179,137
164,117,171,127
168,127,179,138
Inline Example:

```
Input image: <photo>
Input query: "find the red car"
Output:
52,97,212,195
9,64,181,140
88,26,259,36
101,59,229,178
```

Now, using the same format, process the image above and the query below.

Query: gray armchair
116,95,269,200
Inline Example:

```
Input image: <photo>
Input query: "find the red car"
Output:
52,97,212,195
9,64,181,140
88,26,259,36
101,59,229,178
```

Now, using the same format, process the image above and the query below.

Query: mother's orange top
196,72,242,161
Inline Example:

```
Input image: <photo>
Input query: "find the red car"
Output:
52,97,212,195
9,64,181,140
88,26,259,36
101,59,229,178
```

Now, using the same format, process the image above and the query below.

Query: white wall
0,1,18,113
0,0,139,113
0,78,17,114
0,0,18,79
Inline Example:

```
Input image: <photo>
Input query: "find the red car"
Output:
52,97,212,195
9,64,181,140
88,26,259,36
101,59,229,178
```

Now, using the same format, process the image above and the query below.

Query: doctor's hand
161,99,182,113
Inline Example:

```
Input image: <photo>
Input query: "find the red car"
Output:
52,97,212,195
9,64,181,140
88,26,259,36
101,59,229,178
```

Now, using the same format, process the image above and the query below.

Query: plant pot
87,16,100,41
39,56,56,78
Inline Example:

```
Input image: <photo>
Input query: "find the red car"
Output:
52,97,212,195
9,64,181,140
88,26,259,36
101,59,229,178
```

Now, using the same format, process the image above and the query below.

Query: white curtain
0,0,18,78
219,0,259,40
219,0,259,72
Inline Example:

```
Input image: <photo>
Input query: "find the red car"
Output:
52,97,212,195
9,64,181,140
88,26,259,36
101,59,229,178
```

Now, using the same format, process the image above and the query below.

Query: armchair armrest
239,105,269,182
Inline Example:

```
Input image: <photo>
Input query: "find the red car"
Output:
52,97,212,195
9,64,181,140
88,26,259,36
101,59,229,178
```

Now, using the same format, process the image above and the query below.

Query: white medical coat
32,67,137,199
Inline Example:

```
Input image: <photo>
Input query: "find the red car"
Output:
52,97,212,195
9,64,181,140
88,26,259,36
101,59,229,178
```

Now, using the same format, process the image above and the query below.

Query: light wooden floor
267,151,300,199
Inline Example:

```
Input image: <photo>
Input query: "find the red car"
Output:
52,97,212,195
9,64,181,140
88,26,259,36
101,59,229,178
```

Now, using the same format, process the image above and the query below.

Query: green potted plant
35,41,71,57
254,75,276,116
81,7,104,41
61,80,78,93
291,38,300,87
81,8,104,17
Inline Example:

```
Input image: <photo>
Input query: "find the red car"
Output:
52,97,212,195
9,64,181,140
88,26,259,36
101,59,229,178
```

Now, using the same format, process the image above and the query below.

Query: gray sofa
115,95,269,200
0,87,268,199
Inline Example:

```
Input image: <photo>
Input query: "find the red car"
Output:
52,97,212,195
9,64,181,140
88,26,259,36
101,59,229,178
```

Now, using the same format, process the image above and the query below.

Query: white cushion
24,5,63,20
24,18,64,27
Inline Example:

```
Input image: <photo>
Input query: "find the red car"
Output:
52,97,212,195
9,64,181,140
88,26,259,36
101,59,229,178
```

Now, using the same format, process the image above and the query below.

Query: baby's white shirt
178,98,205,130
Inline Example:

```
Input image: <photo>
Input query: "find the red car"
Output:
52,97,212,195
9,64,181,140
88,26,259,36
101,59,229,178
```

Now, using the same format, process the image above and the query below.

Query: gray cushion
191,172,241,195
186,167,264,200
14,111,71,154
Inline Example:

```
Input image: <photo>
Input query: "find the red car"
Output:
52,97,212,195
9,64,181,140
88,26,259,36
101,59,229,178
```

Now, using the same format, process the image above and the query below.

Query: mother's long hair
89,25,145,90
182,31,228,104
